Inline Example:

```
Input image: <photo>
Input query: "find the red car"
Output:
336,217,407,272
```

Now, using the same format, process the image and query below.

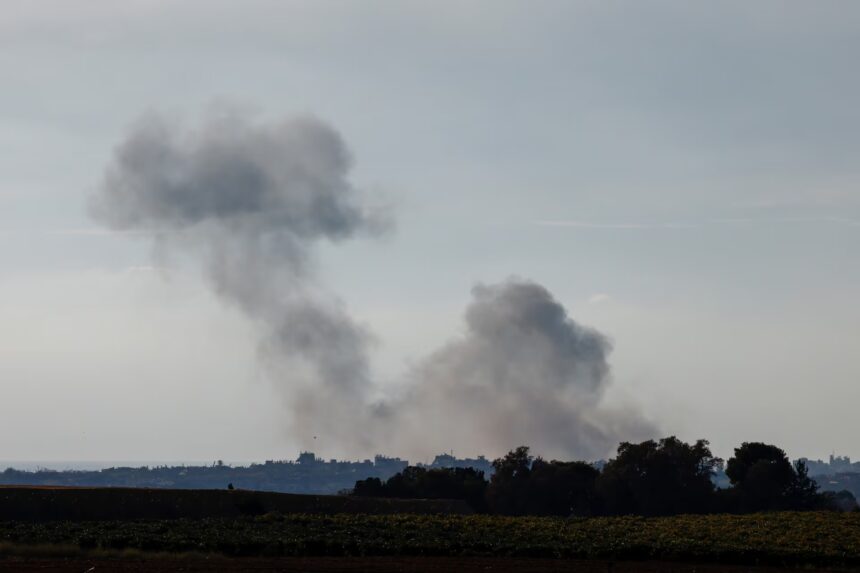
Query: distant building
374,455,408,474
797,454,860,477
424,453,494,475
829,454,854,472
296,452,319,465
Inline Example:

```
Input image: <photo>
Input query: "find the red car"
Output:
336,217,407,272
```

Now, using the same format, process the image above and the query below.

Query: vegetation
353,466,488,512
722,442,821,512
596,437,721,516
1,438,857,569
354,437,857,516
1,512,859,567
485,446,600,516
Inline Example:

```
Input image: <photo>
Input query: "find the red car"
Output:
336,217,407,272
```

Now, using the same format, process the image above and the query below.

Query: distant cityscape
800,454,860,475
798,455,860,499
2,451,857,499
0,452,494,495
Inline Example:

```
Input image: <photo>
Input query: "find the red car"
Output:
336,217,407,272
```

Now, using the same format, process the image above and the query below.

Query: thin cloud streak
535,217,860,230
46,228,158,237
588,293,611,305
534,220,695,230
712,216,860,227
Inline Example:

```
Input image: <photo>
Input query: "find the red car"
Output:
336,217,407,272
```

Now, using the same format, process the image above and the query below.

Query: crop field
1,512,859,569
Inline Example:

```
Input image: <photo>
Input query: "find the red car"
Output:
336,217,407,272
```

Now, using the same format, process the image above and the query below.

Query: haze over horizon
2,1,859,464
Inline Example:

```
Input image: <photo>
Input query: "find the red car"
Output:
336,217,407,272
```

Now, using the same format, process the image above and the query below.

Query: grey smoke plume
91,110,385,449
383,279,656,460
92,110,655,460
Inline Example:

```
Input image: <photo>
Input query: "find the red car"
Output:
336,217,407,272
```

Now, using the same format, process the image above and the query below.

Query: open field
1,512,859,569
0,486,470,520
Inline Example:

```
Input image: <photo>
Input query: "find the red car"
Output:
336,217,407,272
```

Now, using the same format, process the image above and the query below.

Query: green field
2,512,859,568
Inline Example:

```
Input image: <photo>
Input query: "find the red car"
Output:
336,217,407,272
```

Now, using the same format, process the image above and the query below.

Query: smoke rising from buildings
91,110,655,460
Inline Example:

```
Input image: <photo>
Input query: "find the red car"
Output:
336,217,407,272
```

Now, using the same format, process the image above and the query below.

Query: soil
0,557,851,573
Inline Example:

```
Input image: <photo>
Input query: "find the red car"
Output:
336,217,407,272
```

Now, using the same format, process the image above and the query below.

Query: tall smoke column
90,110,387,451
384,279,657,460
92,109,656,461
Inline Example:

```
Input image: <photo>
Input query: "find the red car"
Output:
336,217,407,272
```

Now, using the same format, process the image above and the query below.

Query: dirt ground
0,557,852,573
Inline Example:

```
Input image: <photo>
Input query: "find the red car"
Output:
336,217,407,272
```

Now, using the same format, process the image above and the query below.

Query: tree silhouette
726,442,822,512
526,459,600,516
485,446,534,515
486,447,600,516
597,436,722,515
353,466,487,512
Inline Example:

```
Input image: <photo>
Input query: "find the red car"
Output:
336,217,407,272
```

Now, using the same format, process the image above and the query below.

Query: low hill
0,486,472,521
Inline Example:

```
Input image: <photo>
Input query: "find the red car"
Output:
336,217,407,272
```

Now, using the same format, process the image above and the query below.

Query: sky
1,1,859,464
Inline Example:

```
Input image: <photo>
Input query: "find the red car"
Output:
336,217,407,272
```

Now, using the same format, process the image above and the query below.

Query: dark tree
485,446,534,515
725,442,822,512
351,476,384,497
820,489,859,512
597,436,722,516
353,466,488,512
486,447,600,516
526,459,600,516
788,459,823,510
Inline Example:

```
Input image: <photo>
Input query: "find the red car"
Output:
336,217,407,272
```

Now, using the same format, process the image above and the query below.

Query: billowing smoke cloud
90,110,386,450
383,279,655,460
92,110,655,461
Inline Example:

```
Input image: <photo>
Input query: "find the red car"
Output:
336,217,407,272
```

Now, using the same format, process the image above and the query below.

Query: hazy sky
1,1,859,464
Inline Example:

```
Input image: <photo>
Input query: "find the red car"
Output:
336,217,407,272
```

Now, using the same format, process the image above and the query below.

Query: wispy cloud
124,265,159,274
47,228,158,237
588,293,611,305
711,216,860,227
535,216,860,230
534,220,696,230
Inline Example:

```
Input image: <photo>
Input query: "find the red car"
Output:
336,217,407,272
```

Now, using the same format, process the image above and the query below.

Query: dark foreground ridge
0,556,847,573
0,486,472,521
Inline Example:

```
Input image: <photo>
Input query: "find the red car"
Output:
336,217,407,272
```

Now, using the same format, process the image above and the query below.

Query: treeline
353,437,859,515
